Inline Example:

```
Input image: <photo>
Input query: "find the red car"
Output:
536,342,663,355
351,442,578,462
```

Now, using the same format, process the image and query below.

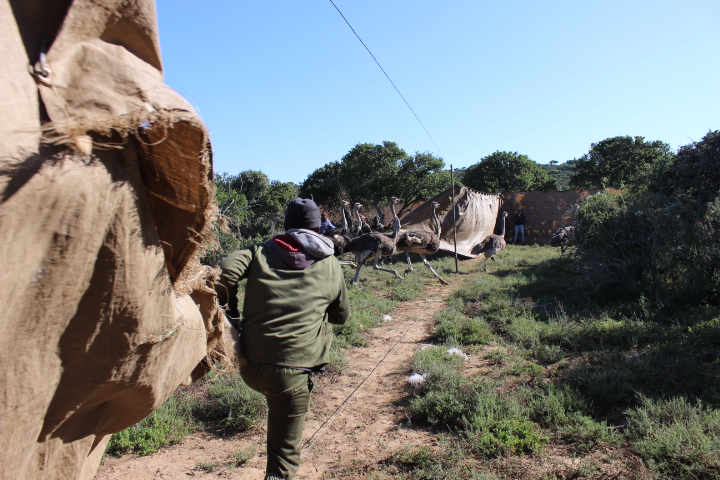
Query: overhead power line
328,0,444,158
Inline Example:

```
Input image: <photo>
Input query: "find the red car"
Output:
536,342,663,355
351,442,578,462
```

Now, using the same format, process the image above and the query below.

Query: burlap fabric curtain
400,186,503,258
0,1,228,478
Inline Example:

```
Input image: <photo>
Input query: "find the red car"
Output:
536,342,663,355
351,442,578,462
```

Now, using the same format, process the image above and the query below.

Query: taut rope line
301,316,420,454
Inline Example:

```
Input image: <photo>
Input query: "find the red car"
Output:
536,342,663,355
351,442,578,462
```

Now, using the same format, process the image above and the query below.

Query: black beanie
284,198,321,230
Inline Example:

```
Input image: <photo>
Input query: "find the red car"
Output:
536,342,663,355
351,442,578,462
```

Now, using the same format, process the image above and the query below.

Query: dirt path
96,282,461,480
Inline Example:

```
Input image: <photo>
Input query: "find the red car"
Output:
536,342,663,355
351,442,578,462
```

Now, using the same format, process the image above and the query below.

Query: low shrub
435,308,493,345
192,371,266,431
384,441,499,480
625,395,720,480
463,389,548,457
465,416,549,457
409,378,477,428
412,345,467,375
106,393,197,456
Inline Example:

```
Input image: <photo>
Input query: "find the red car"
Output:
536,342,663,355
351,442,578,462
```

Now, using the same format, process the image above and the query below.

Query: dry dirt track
96,282,484,480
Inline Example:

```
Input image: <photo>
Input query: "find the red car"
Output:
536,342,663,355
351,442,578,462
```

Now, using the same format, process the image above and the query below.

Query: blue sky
155,1,720,184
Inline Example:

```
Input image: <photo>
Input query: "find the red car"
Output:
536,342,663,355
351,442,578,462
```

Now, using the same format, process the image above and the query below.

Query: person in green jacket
217,198,350,480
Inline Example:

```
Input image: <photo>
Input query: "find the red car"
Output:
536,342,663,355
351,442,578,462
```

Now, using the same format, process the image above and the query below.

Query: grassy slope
381,245,720,480
107,246,720,479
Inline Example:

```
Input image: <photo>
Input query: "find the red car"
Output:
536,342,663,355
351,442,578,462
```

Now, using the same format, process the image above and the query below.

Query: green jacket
218,235,350,368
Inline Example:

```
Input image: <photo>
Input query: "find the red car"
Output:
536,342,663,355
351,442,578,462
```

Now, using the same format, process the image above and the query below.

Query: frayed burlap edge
39,109,202,155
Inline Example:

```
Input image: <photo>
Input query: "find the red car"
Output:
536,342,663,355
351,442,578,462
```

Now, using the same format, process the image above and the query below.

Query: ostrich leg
351,250,373,285
419,254,449,285
370,251,403,279
404,249,414,274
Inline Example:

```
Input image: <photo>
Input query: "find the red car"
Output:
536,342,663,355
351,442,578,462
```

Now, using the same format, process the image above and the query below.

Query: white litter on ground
407,373,426,387
383,314,393,321
446,347,468,360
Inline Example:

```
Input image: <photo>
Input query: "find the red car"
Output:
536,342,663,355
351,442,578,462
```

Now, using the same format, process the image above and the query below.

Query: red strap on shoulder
272,234,303,252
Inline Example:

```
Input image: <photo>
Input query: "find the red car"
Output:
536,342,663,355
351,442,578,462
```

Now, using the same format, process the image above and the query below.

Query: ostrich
324,201,358,267
370,215,388,233
472,210,509,271
347,202,364,237
550,225,575,256
348,197,403,285
323,201,349,238
395,201,449,285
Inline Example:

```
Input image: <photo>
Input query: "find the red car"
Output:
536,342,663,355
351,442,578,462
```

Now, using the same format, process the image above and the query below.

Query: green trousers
240,362,313,480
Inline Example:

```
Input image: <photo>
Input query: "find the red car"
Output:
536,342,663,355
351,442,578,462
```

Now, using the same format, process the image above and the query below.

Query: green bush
625,395,720,480
463,391,549,458
409,346,479,428
525,383,588,427
412,345,467,375
409,377,477,428
192,372,266,431
575,191,720,304
435,308,493,345
529,343,565,364
386,442,499,480
485,347,509,365
106,393,197,456
466,416,548,457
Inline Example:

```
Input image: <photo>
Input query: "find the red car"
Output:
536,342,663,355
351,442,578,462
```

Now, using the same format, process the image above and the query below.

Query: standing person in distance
319,211,335,234
216,198,350,480
513,208,526,244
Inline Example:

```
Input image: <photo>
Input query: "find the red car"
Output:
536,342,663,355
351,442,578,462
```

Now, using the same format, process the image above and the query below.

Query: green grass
106,369,266,457
408,342,549,459
405,243,720,479
195,460,221,472
228,447,257,468
382,440,500,480
625,395,720,479
109,243,720,479
105,393,197,456
191,370,266,430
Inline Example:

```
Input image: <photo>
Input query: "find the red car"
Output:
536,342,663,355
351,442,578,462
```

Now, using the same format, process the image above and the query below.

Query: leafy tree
462,151,556,193
541,160,577,190
393,152,451,217
202,171,298,266
569,136,674,190
575,191,720,303
229,170,270,205
338,141,406,215
452,166,467,184
298,161,341,206
669,130,720,205
300,141,451,219
572,133,720,305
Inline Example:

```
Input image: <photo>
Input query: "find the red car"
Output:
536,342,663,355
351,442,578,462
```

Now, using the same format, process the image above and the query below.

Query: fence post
451,165,458,273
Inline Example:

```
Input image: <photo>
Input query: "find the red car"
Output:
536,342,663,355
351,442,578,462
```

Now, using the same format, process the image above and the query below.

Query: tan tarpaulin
400,185,502,259
0,1,227,479
501,190,601,244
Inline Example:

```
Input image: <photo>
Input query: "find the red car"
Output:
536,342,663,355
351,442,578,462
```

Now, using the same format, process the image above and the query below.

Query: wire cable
328,0,444,158
301,317,419,454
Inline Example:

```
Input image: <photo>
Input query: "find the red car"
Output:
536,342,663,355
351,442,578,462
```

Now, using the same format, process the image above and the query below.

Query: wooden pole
451,165,458,273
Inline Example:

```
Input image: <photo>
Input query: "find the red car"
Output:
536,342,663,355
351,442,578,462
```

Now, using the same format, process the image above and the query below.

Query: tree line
205,130,720,307
573,130,720,306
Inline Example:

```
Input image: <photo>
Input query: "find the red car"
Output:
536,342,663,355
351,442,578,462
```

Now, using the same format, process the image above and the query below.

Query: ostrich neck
340,204,348,232
375,204,386,225
390,200,400,239
499,214,506,237
354,206,362,236
432,205,441,237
